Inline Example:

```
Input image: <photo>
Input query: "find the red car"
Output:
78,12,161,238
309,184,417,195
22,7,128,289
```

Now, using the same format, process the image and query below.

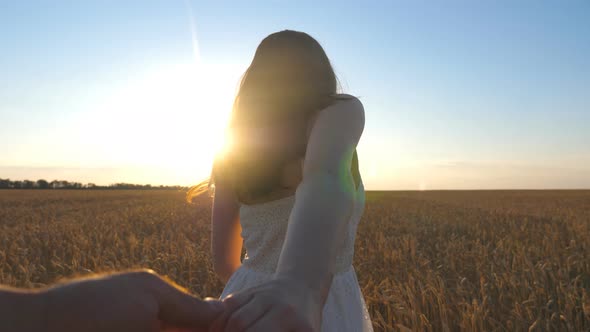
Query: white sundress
220,180,373,331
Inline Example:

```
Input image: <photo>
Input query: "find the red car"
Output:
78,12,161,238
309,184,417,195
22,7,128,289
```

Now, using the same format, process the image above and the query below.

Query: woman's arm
211,181,243,283
275,96,364,303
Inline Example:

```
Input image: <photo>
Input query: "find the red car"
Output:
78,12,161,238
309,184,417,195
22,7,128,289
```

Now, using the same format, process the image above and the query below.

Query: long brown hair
187,30,358,203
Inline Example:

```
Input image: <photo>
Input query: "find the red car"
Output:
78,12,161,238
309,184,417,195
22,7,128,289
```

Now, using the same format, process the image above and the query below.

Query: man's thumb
161,294,224,328
149,277,224,327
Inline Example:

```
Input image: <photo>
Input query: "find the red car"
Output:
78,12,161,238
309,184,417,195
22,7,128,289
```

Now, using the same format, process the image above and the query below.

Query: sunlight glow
185,0,201,65
67,4,247,186
79,61,241,185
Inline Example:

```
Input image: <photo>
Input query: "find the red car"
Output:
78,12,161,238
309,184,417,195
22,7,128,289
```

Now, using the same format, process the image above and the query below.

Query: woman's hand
209,276,323,332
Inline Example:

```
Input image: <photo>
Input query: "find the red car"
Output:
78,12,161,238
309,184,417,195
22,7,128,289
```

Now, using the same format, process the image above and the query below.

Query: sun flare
84,61,242,185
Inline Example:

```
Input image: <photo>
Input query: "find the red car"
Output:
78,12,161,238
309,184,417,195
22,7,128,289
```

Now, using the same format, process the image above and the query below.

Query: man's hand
40,269,223,332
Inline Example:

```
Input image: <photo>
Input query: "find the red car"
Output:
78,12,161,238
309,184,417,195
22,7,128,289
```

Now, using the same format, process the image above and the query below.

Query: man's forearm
0,287,45,332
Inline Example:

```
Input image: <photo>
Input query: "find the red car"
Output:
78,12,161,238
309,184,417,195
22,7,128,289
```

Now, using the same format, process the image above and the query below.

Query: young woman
189,30,372,331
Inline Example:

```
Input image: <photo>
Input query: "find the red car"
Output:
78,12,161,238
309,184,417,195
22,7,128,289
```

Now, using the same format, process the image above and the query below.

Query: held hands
209,276,324,332
36,269,321,332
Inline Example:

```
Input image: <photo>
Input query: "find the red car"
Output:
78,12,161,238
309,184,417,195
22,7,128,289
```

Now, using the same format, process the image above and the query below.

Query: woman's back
220,176,373,331
238,178,365,274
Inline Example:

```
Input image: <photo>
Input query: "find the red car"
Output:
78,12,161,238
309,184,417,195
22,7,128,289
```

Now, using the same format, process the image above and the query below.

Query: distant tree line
0,178,186,190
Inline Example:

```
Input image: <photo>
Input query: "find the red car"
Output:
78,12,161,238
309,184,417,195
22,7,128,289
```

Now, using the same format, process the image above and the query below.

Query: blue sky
1,1,589,189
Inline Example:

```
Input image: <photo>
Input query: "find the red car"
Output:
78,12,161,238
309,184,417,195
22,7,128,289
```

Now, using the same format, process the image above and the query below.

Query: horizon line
1,178,588,192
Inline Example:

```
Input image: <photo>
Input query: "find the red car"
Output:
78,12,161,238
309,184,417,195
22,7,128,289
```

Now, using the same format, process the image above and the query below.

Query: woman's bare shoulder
305,95,363,137
302,94,364,175
319,95,364,131
334,93,359,100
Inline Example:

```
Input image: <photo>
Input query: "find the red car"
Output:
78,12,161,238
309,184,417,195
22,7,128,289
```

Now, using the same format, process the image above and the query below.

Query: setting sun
76,61,242,184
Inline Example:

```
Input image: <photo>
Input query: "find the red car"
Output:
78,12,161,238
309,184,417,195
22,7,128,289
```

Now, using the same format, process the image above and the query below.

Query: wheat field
0,189,589,331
